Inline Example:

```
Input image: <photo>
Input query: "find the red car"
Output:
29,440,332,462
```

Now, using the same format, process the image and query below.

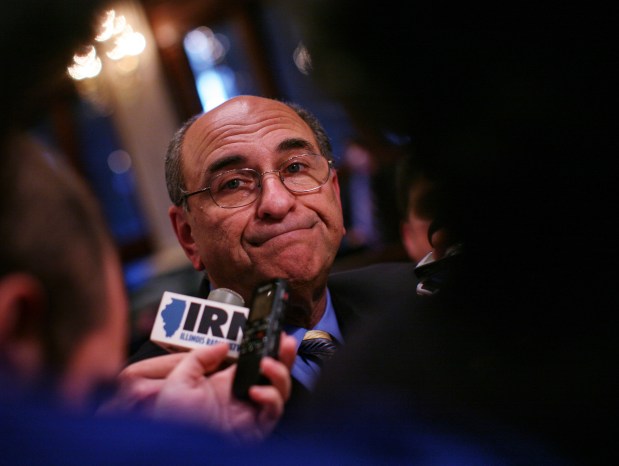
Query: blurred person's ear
401,217,433,264
0,274,46,380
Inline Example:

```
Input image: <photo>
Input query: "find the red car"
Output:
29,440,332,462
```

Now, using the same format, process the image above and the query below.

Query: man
0,132,295,447
122,95,419,410
167,96,343,330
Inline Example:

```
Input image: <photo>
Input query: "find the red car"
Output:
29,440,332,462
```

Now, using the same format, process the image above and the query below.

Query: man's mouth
246,221,317,246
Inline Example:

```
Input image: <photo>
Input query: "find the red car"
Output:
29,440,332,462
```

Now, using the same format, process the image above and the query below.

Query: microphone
150,288,249,360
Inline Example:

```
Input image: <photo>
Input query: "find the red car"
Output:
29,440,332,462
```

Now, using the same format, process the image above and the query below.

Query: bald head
165,96,333,208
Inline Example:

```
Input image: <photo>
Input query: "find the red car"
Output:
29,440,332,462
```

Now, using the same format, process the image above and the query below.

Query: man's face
171,96,345,303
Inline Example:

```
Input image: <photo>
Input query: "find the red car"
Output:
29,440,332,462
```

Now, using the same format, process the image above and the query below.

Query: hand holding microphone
150,288,249,360
152,332,296,443
100,287,249,414
103,284,296,443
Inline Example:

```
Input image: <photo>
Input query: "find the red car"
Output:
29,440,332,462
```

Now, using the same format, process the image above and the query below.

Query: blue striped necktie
298,330,338,366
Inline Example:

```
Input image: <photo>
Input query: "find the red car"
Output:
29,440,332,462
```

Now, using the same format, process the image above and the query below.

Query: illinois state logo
150,291,249,360
161,297,186,337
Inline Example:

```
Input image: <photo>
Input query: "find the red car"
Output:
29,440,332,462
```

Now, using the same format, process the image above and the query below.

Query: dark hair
164,114,201,207
284,1,617,459
293,0,616,266
0,133,115,374
282,100,333,161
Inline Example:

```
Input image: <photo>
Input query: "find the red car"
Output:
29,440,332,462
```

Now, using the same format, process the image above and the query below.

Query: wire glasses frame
180,153,334,209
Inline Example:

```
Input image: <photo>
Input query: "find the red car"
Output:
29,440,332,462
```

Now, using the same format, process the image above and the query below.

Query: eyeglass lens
209,154,330,208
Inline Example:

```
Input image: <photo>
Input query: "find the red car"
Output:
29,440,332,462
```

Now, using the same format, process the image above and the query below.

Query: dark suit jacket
126,262,419,413
293,253,613,464
284,261,419,420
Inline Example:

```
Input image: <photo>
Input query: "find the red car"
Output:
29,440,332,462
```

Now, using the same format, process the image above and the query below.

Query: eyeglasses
181,153,334,209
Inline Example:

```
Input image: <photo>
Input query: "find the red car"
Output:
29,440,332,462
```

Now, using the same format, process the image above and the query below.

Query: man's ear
330,170,346,236
331,167,342,200
0,273,46,380
169,205,205,271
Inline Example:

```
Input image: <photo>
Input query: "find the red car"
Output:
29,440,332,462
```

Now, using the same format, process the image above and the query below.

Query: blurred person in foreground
278,0,618,463
0,133,295,444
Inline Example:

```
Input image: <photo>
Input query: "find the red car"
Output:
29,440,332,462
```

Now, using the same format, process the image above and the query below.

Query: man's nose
255,172,295,219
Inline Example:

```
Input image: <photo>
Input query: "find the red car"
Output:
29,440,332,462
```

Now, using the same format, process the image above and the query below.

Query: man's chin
254,258,322,284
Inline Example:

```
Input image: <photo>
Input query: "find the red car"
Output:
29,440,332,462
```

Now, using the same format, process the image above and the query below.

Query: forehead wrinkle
207,154,247,174
199,120,275,154
185,106,317,177
276,138,315,153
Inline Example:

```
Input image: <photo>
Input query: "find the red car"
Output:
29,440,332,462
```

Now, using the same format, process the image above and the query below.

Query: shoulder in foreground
329,261,417,282
328,262,419,301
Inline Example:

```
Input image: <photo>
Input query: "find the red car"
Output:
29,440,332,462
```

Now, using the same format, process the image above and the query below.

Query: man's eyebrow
276,138,315,153
207,155,247,174
205,139,314,176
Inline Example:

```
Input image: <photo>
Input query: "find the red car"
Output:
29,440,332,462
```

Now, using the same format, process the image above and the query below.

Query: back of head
284,0,617,459
288,0,617,305
0,133,114,377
